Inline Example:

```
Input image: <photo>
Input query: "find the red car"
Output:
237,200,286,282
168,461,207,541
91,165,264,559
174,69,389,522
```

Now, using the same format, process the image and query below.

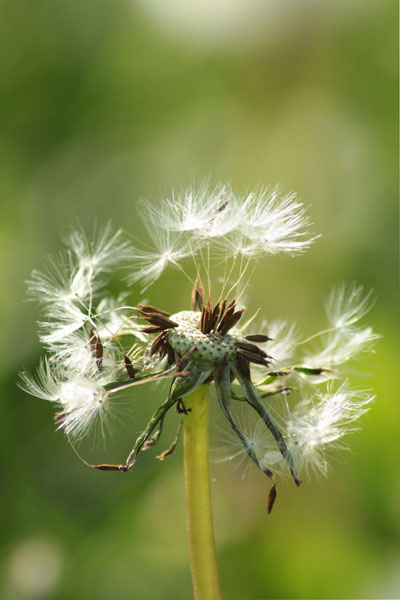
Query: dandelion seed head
21,183,376,492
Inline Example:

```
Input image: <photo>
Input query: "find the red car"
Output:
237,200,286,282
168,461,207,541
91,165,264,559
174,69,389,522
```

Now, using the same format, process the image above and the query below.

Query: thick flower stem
183,385,222,600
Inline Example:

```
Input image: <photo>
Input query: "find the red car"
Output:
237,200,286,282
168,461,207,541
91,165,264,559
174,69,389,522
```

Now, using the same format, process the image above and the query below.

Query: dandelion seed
286,384,374,477
19,358,112,439
258,319,299,365
326,283,375,329
143,182,240,239
96,294,146,341
128,228,193,290
38,303,89,345
303,284,379,370
27,256,95,307
66,223,133,274
225,187,318,258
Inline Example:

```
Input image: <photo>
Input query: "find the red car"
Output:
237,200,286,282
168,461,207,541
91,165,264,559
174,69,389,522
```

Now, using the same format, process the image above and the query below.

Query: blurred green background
0,1,398,598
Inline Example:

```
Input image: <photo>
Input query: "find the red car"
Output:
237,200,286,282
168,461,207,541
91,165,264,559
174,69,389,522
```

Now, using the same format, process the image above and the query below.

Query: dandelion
20,183,377,600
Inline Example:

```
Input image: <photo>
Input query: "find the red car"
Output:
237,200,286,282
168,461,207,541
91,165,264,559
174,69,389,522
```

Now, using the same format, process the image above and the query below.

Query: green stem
183,385,222,600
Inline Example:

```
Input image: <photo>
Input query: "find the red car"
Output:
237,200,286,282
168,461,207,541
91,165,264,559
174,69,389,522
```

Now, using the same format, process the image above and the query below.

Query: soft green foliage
0,1,398,599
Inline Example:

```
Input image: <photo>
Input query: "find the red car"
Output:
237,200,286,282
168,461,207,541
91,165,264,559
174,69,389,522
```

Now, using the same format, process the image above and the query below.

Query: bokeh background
0,1,398,598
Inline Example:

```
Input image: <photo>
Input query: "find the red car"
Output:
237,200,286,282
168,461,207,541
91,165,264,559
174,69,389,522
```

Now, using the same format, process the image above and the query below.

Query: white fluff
304,284,379,370
19,358,113,439
286,384,374,477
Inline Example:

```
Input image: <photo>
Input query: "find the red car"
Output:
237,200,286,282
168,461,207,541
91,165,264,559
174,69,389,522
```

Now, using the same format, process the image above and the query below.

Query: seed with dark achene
237,348,269,367
191,280,205,311
236,341,268,357
141,326,164,334
218,306,244,336
150,332,167,357
245,334,272,343
88,328,103,371
266,483,277,514
141,313,178,330
236,353,251,380
124,354,136,379
95,337,103,371
209,199,229,220
138,304,171,318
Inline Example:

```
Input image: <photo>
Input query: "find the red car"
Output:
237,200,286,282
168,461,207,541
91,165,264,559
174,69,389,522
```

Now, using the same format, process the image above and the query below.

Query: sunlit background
0,1,398,598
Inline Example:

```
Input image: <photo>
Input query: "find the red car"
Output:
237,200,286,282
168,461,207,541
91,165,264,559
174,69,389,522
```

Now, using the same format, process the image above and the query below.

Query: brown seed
217,300,236,334
88,328,103,371
266,483,277,515
95,337,103,371
236,353,251,380
245,334,272,343
191,280,205,311
209,200,229,220
166,342,175,365
219,308,244,335
236,341,267,357
88,327,97,353
142,314,178,329
200,299,213,334
215,357,227,385
123,354,136,379
227,298,237,310
208,303,220,332
141,326,164,334
93,463,126,471
237,348,269,367
150,332,167,357
229,309,245,328
138,304,171,317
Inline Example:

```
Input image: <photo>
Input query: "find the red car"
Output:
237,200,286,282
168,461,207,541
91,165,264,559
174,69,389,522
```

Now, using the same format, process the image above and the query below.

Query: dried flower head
20,184,377,498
